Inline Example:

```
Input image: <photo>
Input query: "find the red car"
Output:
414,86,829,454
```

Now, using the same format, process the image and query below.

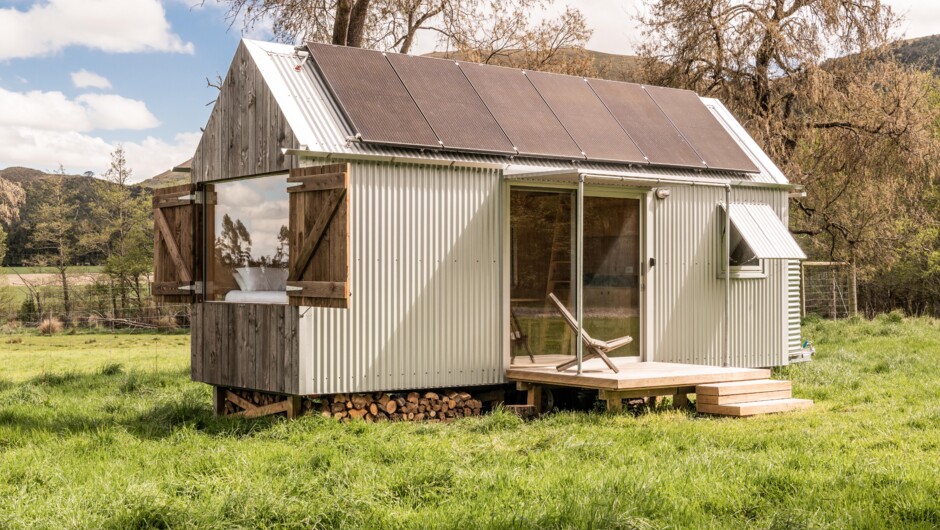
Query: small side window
719,211,765,278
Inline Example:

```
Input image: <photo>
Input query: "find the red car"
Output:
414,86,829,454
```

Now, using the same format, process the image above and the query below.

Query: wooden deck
506,357,769,391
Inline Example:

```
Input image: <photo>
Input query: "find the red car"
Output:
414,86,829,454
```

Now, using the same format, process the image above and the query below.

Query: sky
0,0,936,182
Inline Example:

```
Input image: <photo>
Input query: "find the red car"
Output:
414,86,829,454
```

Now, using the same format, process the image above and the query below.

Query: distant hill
137,158,192,189
0,166,84,184
0,166,153,266
423,48,646,83
894,34,940,74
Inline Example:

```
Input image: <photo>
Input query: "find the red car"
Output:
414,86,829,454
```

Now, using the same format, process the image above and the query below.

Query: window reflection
207,176,290,304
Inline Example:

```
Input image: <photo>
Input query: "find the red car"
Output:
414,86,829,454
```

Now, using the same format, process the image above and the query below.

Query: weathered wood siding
191,41,299,184
193,303,300,394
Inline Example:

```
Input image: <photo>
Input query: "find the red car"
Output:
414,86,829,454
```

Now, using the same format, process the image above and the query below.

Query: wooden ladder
539,195,573,355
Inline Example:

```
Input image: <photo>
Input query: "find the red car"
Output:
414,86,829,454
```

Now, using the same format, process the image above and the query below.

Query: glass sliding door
509,187,642,363
510,189,576,359
582,196,641,358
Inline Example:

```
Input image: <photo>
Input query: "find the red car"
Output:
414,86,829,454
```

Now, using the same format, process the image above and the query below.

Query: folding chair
548,292,633,374
509,308,536,363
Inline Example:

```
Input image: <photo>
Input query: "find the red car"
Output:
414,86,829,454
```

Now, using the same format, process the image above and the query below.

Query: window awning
723,203,806,260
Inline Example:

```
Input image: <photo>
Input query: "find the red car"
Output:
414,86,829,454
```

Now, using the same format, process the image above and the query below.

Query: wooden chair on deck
509,308,536,363
548,292,632,374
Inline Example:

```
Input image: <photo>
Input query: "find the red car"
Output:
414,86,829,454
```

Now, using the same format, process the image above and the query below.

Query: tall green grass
0,317,939,528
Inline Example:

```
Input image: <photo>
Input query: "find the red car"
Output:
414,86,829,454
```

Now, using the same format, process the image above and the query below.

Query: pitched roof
242,39,789,185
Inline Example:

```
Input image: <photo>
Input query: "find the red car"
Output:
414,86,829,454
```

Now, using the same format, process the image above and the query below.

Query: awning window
722,203,806,260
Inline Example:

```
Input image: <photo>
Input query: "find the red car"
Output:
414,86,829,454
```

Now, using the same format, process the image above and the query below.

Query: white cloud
71,69,111,89
0,87,159,131
0,127,200,182
0,0,194,60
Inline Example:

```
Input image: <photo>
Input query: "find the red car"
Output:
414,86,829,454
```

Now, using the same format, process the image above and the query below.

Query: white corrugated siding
297,161,503,394
649,185,790,368
788,260,802,354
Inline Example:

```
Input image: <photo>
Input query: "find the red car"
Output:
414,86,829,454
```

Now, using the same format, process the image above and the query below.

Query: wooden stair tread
697,398,813,417
696,379,791,396
696,389,791,405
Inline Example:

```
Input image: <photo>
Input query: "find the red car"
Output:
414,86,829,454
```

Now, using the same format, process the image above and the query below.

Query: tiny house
153,40,806,411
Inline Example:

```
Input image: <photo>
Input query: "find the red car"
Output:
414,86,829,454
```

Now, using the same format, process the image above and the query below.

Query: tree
216,214,253,268
637,0,940,274
30,166,82,321
0,224,7,266
0,176,26,230
210,0,593,75
83,147,154,311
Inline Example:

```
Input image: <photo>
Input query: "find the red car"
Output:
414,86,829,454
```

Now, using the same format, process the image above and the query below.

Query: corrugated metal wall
297,160,503,394
649,185,789,368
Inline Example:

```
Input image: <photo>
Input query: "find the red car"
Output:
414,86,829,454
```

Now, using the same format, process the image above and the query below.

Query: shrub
155,315,178,330
885,309,906,323
99,363,124,376
38,318,63,335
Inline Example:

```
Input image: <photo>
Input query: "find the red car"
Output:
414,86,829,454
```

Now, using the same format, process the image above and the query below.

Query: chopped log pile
315,390,483,422
220,387,485,421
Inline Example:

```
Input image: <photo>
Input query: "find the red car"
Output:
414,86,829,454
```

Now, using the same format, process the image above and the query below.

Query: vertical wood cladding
194,302,300,394
191,41,299,184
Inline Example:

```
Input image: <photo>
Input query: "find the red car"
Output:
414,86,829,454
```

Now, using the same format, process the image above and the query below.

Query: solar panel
588,79,706,169
458,62,583,159
643,86,759,172
306,43,441,149
387,54,515,154
526,70,647,165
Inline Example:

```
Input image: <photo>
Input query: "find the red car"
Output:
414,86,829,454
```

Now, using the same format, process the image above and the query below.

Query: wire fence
801,262,857,319
0,275,191,331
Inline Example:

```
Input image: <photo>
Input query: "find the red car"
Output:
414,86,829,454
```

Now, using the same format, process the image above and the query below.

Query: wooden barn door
153,184,201,303
287,164,350,308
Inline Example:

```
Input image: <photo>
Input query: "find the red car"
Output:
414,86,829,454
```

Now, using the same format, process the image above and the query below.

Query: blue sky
0,0,260,180
0,0,935,181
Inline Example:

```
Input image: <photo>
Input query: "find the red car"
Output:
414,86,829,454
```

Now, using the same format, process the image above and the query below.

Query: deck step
697,398,813,417
696,389,791,405
696,379,791,396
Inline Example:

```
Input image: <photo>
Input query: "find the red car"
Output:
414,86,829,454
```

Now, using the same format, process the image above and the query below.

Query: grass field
1,316,939,528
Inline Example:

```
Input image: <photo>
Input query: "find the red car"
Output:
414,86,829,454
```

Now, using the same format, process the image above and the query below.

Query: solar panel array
306,42,760,173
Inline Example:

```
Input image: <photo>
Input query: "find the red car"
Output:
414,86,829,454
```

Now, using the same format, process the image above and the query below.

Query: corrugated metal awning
724,203,806,260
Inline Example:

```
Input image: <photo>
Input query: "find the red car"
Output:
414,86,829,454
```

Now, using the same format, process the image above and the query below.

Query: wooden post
673,393,689,409
850,258,858,317
212,385,226,416
606,396,623,412
526,384,543,414
286,395,303,419
830,267,837,319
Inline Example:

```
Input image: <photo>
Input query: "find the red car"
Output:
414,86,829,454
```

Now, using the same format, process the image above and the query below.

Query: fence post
830,266,837,319
850,259,858,317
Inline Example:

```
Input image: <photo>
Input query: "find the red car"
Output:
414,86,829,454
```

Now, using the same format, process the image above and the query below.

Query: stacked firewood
316,390,483,422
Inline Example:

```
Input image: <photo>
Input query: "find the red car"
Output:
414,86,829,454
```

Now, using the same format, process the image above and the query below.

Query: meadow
1,315,939,529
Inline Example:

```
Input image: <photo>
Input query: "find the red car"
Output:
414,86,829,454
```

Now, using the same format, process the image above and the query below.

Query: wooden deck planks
506,359,770,391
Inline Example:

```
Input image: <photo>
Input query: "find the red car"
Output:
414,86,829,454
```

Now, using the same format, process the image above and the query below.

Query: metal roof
724,203,806,260
242,39,789,186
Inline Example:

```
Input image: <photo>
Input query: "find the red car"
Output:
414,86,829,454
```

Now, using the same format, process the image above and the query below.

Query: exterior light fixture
655,188,671,200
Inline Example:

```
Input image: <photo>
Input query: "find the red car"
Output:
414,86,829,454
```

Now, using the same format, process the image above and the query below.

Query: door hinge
179,281,204,294
177,191,204,204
